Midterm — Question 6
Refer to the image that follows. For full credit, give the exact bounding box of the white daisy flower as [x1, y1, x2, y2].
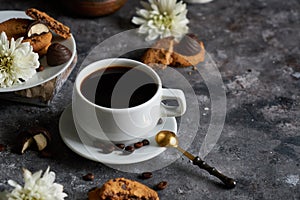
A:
[7, 167, 68, 200]
[0, 31, 39, 88]
[132, 0, 189, 41]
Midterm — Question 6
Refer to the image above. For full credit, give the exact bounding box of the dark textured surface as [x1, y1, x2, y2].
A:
[0, 0, 300, 199]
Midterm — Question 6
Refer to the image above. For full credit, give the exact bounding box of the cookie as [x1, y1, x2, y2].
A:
[142, 37, 174, 69]
[23, 32, 52, 55]
[172, 34, 205, 67]
[36, 43, 51, 56]
[88, 177, 159, 200]
[141, 34, 205, 68]
[26, 8, 71, 39]
[0, 18, 32, 39]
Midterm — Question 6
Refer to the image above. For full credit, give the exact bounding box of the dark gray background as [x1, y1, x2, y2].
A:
[0, 0, 299, 199]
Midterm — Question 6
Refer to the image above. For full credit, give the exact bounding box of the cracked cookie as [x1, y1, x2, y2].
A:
[88, 177, 159, 200]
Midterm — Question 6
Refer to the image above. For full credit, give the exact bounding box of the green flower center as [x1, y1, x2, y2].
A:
[0, 55, 13, 73]
[150, 11, 173, 30]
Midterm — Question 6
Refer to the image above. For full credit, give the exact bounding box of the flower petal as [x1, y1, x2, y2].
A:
[131, 0, 189, 41]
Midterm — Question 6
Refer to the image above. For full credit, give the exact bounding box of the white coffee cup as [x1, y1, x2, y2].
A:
[72, 58, 186, 142]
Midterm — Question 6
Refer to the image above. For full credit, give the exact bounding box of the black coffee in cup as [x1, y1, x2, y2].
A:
[81, 66, 158, 108]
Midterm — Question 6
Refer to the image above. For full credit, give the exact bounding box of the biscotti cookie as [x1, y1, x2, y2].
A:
[0, 18, 32, 39]
[88, 177, 159, 200]
[26, 8, 71, 39]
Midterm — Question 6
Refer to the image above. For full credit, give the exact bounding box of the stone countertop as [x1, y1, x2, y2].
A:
[0, 0, 299, 199]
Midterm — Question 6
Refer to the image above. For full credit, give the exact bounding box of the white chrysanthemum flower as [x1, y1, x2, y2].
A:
[7, 167, 68, 200]
[0, 31, 39, 88]
[132, 0, 189, 41]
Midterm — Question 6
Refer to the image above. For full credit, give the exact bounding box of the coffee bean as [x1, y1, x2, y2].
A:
[134, 142, 143, 149]
[125, 145, 135, 153]
[140, 172, 153, 179]
[0, 144, 5, 152]
[115, 143, 125, 150]
[156, 181, 168, 190]
[142, 139, 150, 146]
[83, 173, 94, 181]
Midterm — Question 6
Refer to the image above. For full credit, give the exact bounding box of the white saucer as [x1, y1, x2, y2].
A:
[59, 105, 177, 165]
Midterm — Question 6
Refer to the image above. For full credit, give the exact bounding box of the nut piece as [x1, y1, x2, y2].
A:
[21, 137, 34, 154]
[15, 127, 51, 154]
[33, 133, 48, 151]
[27, 21, 49, 37]
[16, 131, 34, 154]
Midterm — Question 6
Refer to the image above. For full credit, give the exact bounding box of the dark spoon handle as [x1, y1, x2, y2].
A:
[192, 156, 236, 189]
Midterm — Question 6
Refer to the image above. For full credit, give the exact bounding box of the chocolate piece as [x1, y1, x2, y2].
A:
[15, 127, 52, 154]
[46, 43, 72, 66]
[174, 34, 201, 56]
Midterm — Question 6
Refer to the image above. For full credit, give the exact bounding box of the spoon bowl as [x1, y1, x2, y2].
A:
[155, 131, 178, 148]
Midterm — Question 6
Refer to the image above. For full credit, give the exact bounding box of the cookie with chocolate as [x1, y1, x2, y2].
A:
[26, 8, 71, 39]
[0, 18, 32, 39]
[88, 177, 159, 200]
[142, 34, 205, 68]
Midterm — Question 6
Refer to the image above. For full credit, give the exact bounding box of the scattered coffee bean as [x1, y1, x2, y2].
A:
[125, 145, 135, 153]
[156, 181, 168, 190]
[139, 172, 153, 179]
[134, 142, 143, 149]
[83, 173, 94, 181]
[115, 143, 125, 150]
[0, 144, 5, 152]
[142, 139, 150, 146]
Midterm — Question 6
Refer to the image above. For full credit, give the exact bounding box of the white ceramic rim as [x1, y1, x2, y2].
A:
[75, 58, 162, 112]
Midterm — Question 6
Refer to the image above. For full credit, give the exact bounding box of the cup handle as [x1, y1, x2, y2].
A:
[160, 88, 187, 117]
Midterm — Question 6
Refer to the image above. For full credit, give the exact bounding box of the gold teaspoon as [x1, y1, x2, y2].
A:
[155, 131, 236, 189]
